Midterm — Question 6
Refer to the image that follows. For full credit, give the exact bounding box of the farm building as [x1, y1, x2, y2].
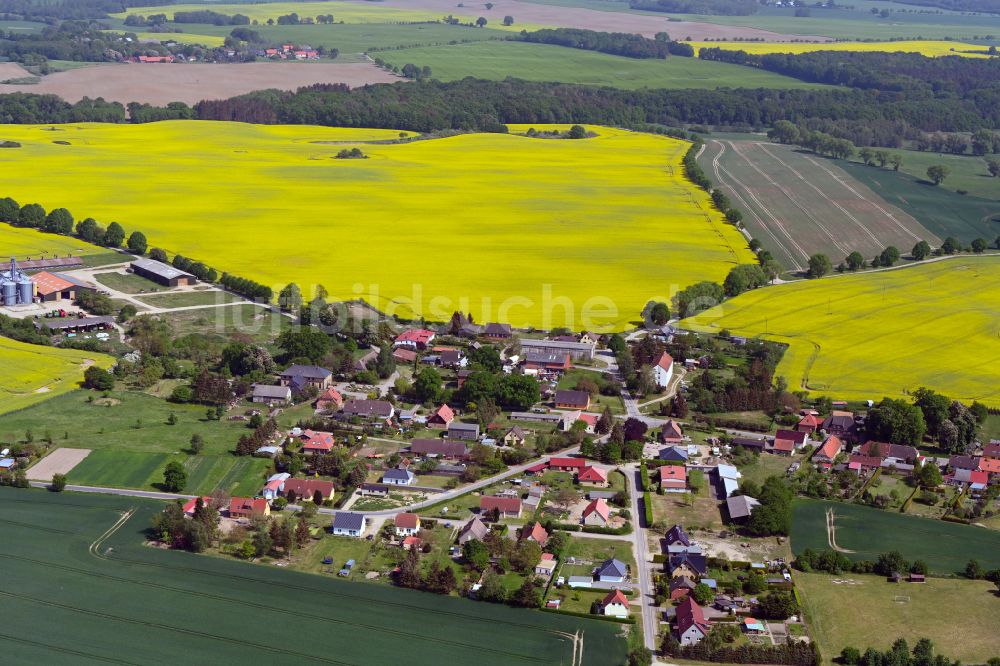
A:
[37, 315, 114, 333]
[331, 512, 367, 537]
[279, 364, 332, 390]
[554, 389, 590, 410]
[342, 399, 394, 420]
[31, 272, 96, 303]
[447, 422, 479, 441]
[521, 338, 596, 361]
[130, 258, 196, 287]
[0, 258, 34, 306]
[715, 464, 741, 498]
[251, 384, 291, 405]
[13, 256, 84, 272]
[408, 438, 468, 459]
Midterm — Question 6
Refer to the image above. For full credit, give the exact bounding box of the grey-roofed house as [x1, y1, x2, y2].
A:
[382, 468, 415, 486]
[596, 558, 628, 583]
[521, 338, 596, 361]
[342, 399, 395, 420]
[484, 322, 512, 339]
[251, 383, 291, 405]
[447, 422, 480, 441]
[130, 258, 197, 287]
[458, 517, 489, 545]
[409, 438, 468, 459]
[331, 512, 367, 537]
[359, 483, 390, 497]
[726, 495, 761, 521]
[279, 364, 332, 390]
[666, 524, 691, 547]
[732, 437, 766, 451]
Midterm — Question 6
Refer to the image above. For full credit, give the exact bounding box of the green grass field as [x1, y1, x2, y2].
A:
[135, 290, 237, 308]
[0, 222, 102, 261]
[792, 498, 1000, 574]
[0, 488, 625, 665]
[846, 149, 1000, 202]
[836, 158, 1000, 243]
[165, 302, 291, 345]
[682, 256, 1000, 407]
[0, 337, 113, 417]
[379, 41, 827, 89]
[797, 571, 1000, 664]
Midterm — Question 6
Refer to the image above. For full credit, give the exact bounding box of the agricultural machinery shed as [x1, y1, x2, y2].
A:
[37, 315, 115, 333]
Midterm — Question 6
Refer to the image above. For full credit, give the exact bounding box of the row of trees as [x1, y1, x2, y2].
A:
[838, 637, 999, 666]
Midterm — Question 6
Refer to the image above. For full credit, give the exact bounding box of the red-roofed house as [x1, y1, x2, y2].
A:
[653, 352, 674, 388]
[599, 589, 630, 618]
[300, 430, 335, 455]
[549, 457, 587, 472]
[582, 498, 611, 526]
[282, 478, 335, 502]
[229, 497, 270, 519]
[392, 348, 418, 364]
[676, 597, 710, 646]
[578, 466, 609, 486]
[480, 496, 522, 518]
[773, 429, 807, 455]
[394, 512, 421, 537]
[394, 329, 435, 350]
[659, 465, 687, 493]
[848, 455, 882, 474]
[428, 404, 455, 428]
[521, 521, 549, 547]
[182, 496, 214, 516]
[979, 457, 1000, 476]
[813, 435, 843, 464]
[660, 419, 684, 444]
[316, 388, 343, 412]
[402, 535, 422, 550]
[796, 413, 821, 434]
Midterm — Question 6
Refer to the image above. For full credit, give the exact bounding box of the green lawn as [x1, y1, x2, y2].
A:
[847, 148, 1000, 202]
[135, 290, 237, 308]
[556, 369, 624, 415]
[835, 158, 1000, 243]
[93, 270, 168, 294]
[737, 452, 798, 487]
[81, 251, 132, 267]
[166, 302, 291, 345]
[379, 40, 829, 89]
[0, 488, 625, 665]
[797, 571, 1000, 664]
[792, 498, 1000, 574]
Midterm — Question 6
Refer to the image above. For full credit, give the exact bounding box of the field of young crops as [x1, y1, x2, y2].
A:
[0, 223, 100, 262]
[0, 121, 752, 330]
[681, 256, 1000, 407]
[690, 39, 990, 58]
[0, 338, 112, 416]
[0, 488, 624, 665]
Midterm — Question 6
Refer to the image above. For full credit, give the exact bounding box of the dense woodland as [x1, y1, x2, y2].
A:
[519, 27, 694, 59]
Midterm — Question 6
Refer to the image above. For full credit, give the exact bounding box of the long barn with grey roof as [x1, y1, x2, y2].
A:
[130, 258, 197, 287]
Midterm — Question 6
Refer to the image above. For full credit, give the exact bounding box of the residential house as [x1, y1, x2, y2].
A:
[535, 553, 558, 577]
[282, 478, 335, 502]
[669, 551, 708, 579]
[394, 329, 435, 350]
[447, 422, 480, 441]
[458, 517, 489, 544]
[359, 483, 389, 497]
[251, 384, 291, 405]
[502, 426, 526, 447]
[658, 446, 688, 463]
[315, 387, 343, 411]
[521, 338, 596, 361]
[823, 411, 859, 442]
[579, 332, 601, 345]
[676, 597, 711, 646]
[382, 469, 415, 486]
[229, 498, 270, 520]
[554, 389, 590, 410]
[521, 522, 549, 547]
[480, 496, 522, 519]
[596, 558, 627, 583]
[0, 458, 15, 471]
[484, 322, 512, 339]
[983, 442, 1000, 459]
[949, 468, 989, 491]
[813, 435, 843, 465]
[299, 430, 336, 455]
[394, 513, 421, 537]
[279, 364, 332, 390]
[578, 466, 609, 486]
[796, 413, 820, 434]
[948, 454, 980, 471]
[660, 419, 684, 444]
[182, 496, 214, 517]
[438, 349, 467, 369]
[669, 576, 697, 600]
[409, 438, 469, 459]
[725, 495, 761, 521]
[660, 465, 687, 493]
[428, 404, 455, 428]
[342, 399, 395, 420]
[859, 441, 919, 465]
[582, 498, 611, 527]
[331, 512, 367, 537]
[773, 429, 807, 454]
[599, 589, 630, 618]
[549, 457, 587, 472]
[848, 455, 883, 474]
[653, 352, 674, 388]
[665, 524, 691, 547]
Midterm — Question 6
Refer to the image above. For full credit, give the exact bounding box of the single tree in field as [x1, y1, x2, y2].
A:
[649, 301, 669, 326]
[278, 283, 302, 313]
[475, 16, 487, 26]
[926, 164, 950, 185]
[971, 238, 988, 253]
[807, 253, 832, 278]
[941, 236, 959, 254]
[127, 231, 148, 255]
[51, 473, 67, 492]
[911, 240, 931, 260]
[162, 461, 187, 492]
[502, 14, 513, 25]
[878, 246, 900, 267]
[888, 154, 903, 171]
[986, 159, 1000, 177]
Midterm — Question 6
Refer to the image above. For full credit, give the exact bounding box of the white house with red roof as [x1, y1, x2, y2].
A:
[659, 465, 687, 493]
[299, 430, 336, 455]
[182, 496, 214, 516]
[427, 403, 455, 428]
[813, 435, 843, 465]
[599, 589, 630, 618]
[653, 352, 674, 389]
[578, 466, 609, 486]
[394, 512, 421, 537]
[582, 498, 611, 526]
[549, 457, 587, 472]
[521, 521, 549, 547]
[394, 329, 435, 350]
[316, 387, 344, 412]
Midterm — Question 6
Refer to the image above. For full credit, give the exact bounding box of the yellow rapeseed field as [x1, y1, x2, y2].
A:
[0, 224, 101, 261]
[118, 2, 535, 31]
[681, 256, 1000, 407]
[0, 121, 752, 330]
[689, 39, 990, 58]
[0, 337, 114, 416]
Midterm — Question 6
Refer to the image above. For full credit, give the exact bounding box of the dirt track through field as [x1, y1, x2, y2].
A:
[359, 0, 831, 41]
[826, 507, 855, 553]
[702, 140, 939, 267]
[26, 448, 91, 481]
[0, 62, 402, 105]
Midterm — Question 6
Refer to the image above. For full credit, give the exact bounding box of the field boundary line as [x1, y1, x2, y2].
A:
[0, 631, 138, 665]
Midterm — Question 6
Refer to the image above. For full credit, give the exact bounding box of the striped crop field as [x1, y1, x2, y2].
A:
[681, 256, 1000, 407]
[0, 337, 113, 416]
[0, 121, 753, 330]
[690, 39, 991, 58]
